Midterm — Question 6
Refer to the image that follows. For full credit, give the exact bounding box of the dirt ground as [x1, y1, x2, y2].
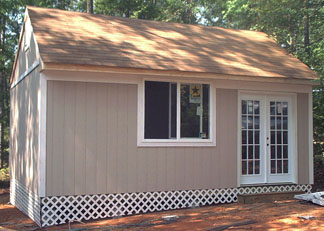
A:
[0, 190, 324, 231]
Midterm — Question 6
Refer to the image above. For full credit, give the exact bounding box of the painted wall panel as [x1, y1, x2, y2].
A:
[11, 18, 40, 86]
[46, 81, 309, 196]
[297, 93, 310, 184]
[46, 82, 239, 196]
[10, 70, 40, 194]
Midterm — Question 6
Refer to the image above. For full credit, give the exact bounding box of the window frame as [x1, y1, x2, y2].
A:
[137, 78, 216, 147]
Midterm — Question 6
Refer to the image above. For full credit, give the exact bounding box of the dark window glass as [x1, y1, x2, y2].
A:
[144, 81, 176, 139]
[180, 84, 209, 138]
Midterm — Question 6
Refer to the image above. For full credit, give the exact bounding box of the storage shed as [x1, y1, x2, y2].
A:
[10, 6, 318, 227]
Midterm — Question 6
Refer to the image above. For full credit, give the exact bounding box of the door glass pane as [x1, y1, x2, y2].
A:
[277, 117, 282, 129]
[283, 160, 288, 173]
[241, 99, 260, 176]
[242, 130, 247, 144]
[255, 145, 260, 159]
[242, 146, 247, 159]
[242, 115, 247, 129]
[248, 116, 253, 129]
[254, 101, 260, 114]
[248, 146, 253, 159]
[276, 102, 282, 115]
[255, 131, 260, 144]
[277, 160, 282, 173]
[248, 131, 253, 144]
[248, 160, 253, 174]
[271, 145, 276, 159]
[270, 116, 276, 130]
[255, 116, 260, 129]
[282, 102, 288, 115]
[255, 160, 260, 174]
[271, 131, 275, 144]
[242, 161, 247, 175]
[270, 100, 289, 175]
[248, 101, 253, 114]
[270, 102, 275, 115]
[283, 145, 288, 158]
[242, 100, 247, 114]
[283, 116, 288, 130]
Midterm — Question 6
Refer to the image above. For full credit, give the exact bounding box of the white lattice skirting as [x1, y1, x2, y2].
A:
[40, 184, 311, 227]
[10, 179, 41, 226]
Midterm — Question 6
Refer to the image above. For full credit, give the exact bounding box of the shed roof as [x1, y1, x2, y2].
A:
[26, 6, 318, 81]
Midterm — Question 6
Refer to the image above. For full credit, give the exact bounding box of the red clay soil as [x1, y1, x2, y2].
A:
[0, 189, 324, 231]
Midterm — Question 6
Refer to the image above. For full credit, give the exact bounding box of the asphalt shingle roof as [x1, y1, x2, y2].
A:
[27, 6, 318, 80]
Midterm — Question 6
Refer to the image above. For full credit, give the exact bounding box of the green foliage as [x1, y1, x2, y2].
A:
[0, 168, 9, 182]
[95, 0, 199, 23]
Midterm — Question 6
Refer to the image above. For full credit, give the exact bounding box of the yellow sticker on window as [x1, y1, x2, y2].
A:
[190, 84, 201, 103]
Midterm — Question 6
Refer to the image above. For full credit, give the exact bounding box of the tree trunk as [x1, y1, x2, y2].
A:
[304, 0, 310, 57]
[87, 0, 93, 14]
[0, 15, 5, 169]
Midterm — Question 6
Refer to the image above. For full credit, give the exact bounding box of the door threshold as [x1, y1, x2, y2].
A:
[240, 182, 296, 187]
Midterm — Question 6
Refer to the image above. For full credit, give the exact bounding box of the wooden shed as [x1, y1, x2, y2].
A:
[10, 6, 318, 227]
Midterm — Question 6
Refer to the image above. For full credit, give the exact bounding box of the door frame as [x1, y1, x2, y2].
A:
[237, 90, 298, 186]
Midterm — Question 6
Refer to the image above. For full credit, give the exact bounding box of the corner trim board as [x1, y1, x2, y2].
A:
[38, 74, 47, 197]
[308, 91, 314, 184]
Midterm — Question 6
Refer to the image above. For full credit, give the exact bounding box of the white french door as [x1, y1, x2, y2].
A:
[239, 93, 296, 185]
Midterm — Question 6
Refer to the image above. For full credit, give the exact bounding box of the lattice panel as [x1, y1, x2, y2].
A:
[40, 184, 311, 227]
[10, 179, 41, 226]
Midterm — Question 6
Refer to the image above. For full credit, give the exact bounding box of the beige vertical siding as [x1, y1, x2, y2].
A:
[297, 93, 310, 184]
[10, 70, 40, 194]
[11, 18, 40, 85]
[46, 81, 238, 196]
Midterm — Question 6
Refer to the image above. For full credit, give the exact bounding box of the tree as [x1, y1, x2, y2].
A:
[87, 0, 93, 13]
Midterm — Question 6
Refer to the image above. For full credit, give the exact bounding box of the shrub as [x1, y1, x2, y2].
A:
[0, 168, 9, 182]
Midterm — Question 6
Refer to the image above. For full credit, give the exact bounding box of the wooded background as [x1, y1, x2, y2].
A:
[0, 0, 323, 188]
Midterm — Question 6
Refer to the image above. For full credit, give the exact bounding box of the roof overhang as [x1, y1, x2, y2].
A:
[42, 62, 320, 86]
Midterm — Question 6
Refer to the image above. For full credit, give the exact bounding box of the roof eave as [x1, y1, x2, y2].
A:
[41, 62, 319, 86]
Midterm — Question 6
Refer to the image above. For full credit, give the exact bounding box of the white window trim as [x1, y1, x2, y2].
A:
[137, 78, 216, 147]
